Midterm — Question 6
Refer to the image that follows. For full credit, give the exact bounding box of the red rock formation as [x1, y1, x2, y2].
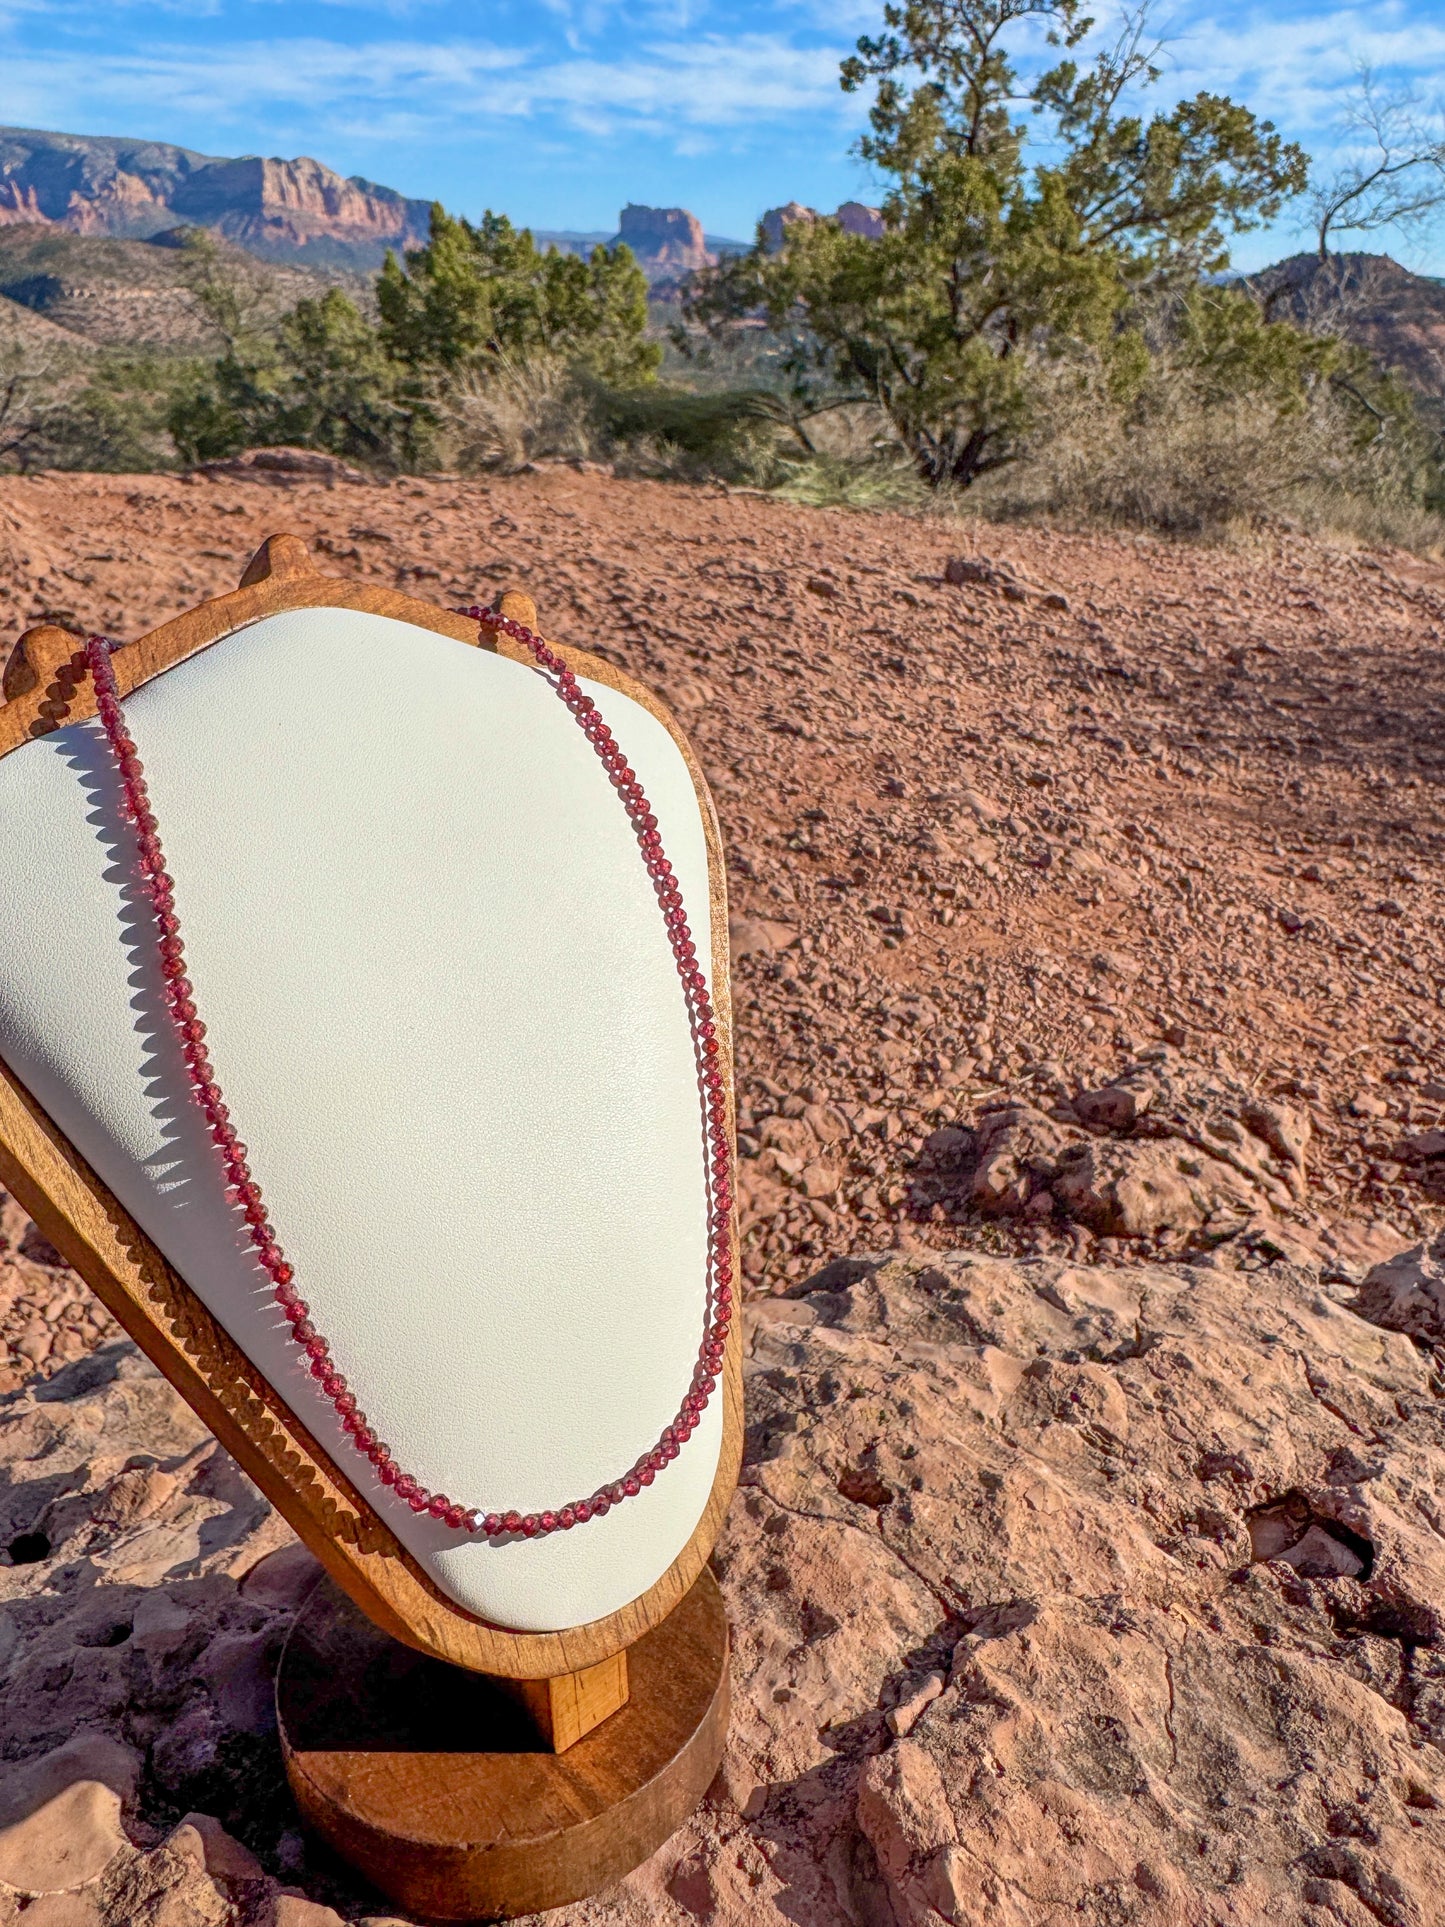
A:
[0, 181, 47, 226]
[170, 156, 431, 262]
[615, 203, 713, 276]
[0, 127, 432, 270]
[761, 200, 818, 250]
[836, 200, 885, 238]
[1, 467, 1445, 1924]
[761, 200, 885, 251]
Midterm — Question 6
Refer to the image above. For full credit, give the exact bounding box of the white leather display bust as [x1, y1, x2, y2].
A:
[0, 607, 721, 1633]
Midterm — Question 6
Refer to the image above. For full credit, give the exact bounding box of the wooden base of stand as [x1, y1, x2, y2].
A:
[276, 1570, 730, 1922]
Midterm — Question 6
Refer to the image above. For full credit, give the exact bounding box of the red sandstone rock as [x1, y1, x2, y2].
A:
[835, 201, 885, 238]
[615, 203, 712, 275]
[0, 130, 431, 271]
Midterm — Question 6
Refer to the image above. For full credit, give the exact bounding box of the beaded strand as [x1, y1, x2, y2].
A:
[82, 616, 732, 1542]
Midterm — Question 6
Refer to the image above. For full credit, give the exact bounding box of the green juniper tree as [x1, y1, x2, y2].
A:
[686, 0, 1310, 488]
[377, 208, 658, 388]
[171, 206, 658, 469]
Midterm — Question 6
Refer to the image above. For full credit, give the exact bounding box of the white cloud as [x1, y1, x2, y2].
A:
[1158, 6, 1445, 131]
[0, 27, 858, 146]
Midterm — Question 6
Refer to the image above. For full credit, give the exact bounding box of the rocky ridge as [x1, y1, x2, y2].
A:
[0, 228, 348, 355]
[0, 127, 433, 273]
[0, 129, 750, 284]
[1252, 254, 1445, 415]
[0, 465, 1443, 1921]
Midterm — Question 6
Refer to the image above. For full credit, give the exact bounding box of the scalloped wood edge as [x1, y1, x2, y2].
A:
[0, 536, 742, 1679]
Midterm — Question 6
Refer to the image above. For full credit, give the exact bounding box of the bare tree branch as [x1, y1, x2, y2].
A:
[1310, 64, 1445, 259]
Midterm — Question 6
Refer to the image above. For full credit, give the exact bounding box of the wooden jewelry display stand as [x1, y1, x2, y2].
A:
[278, 1569, 729, 1920]
[0, 538, 742, 1921]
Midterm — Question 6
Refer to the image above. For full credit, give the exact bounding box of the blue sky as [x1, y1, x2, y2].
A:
[3, 0, 1444, 270]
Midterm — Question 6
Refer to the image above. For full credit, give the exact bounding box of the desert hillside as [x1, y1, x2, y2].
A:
[0, 466, 1443, 1925]
[0, 125, 433, 272]
[0, 226, 352, 354]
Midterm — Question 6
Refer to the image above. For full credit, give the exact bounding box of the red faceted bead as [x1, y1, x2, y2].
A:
[482, 1513, 502, 1536]
[502, 1511, 523, 1534]
[540, 1511, 558, 1534]
[521, 1514, 541, 1537]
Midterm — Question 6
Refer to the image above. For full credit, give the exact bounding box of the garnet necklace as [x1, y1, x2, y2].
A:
[82, 610, 733, 1542]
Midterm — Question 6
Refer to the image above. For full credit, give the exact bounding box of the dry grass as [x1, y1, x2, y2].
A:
[435, 355, 602, 473]
[965, 351, 1445, 555]
[415, 340, 1445, 555]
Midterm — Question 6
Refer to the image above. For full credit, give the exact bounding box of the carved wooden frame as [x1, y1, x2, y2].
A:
[0, 535, 742, 1680]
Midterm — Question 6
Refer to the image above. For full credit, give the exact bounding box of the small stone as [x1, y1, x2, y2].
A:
[728, 917, 797, 959]
[166, 1812, 265, 1885]
[1074, 1080, 1153, 1133]
[1351, 1092, 1388, 1118]
[799, 1161, 840, 1200]
[1278, 1523, 1365, 1580]
[887, 1670, 946, 1736]
[1355, 1235, 1445, 1344]
[272, 1895, 346, 1927]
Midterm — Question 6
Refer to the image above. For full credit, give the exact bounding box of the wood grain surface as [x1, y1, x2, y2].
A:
[504, 1650, 631, 1753]
[0, 535, 742, 1679]
[278, 1566, 730, 1920]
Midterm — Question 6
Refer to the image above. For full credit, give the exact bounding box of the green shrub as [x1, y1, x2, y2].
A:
[378, 208, 659, 389]
[169, 289, 429, 469]
[687, 0, 1311, 490]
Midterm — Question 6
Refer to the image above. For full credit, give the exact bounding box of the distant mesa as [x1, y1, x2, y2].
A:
[0, 131, 750, 285]
[615, 203, 711, 275]
[537, 207, 748, 284]
[760, 200, 886, 249]
[0, 126, 433, 272]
